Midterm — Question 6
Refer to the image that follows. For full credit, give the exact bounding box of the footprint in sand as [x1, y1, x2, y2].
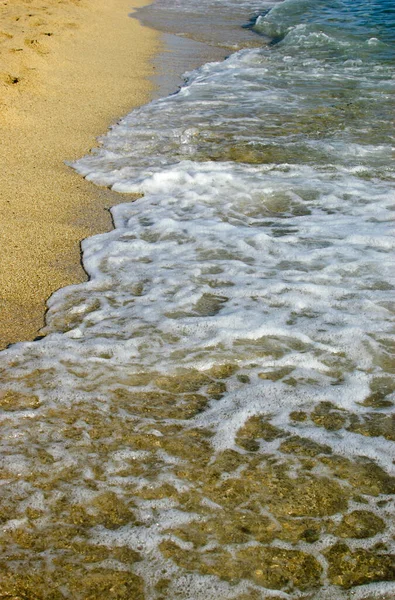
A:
[0, 73, 21, 85]
[0, 31, 13, 41]
[24, 37, 48, 54]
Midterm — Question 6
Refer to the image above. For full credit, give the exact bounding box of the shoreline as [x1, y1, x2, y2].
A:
[0, 0, 161, 350]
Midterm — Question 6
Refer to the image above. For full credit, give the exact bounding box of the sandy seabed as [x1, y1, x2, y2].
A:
[0, 0, 161, 349]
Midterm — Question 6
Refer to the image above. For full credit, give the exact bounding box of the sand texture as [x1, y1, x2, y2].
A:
[0, 0, 160, 349]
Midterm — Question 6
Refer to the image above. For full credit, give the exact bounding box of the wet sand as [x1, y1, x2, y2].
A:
[0, 0, 161, 349]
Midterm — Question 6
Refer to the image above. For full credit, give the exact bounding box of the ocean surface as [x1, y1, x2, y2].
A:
[1, 0, 394, 598]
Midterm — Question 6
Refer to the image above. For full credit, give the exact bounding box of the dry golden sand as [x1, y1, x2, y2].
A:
[0, 0, 161, 349]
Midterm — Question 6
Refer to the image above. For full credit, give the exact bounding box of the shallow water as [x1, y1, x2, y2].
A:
[0, 0, 394, 598]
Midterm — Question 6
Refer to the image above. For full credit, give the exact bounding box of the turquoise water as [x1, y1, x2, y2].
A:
[257, 0, 395, 46]
[0, 1, 394, 598]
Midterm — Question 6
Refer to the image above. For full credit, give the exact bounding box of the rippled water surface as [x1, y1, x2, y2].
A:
[1, 0, 394, 598]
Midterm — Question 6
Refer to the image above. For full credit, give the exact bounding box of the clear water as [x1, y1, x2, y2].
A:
[0, 0, 394, 598]
[134, 0, 277, 49]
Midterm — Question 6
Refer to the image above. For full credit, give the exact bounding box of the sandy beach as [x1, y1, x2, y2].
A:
[0, 0, 160, 350]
